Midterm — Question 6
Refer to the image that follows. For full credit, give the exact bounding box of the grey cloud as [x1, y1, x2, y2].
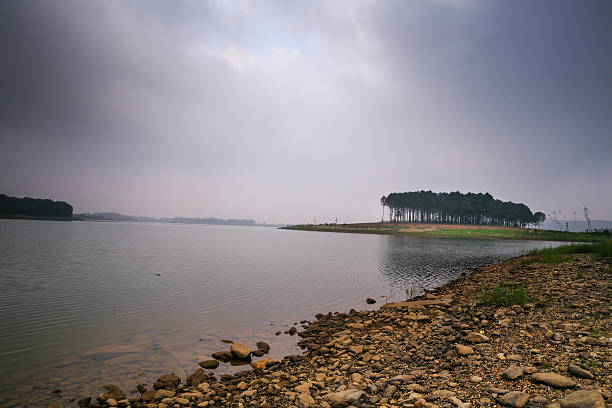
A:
[1, 0, 610, 222]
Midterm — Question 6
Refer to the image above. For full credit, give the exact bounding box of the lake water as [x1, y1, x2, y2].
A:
[0, 219, 562, 407]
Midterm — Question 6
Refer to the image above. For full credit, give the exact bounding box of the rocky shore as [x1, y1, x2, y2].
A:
[72, 253, 610, 408]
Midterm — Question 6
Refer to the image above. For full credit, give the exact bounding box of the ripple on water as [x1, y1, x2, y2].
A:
[0, 220, 564, 406]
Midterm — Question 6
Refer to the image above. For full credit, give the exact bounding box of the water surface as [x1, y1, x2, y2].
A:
[0, 219, 562, 407]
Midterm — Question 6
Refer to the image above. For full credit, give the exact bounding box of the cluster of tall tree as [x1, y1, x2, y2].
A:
[0, 194, 73, 217]
[381, 191, 545, 228]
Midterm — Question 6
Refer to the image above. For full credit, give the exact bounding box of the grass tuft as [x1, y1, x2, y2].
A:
[479, 282, 530, 306]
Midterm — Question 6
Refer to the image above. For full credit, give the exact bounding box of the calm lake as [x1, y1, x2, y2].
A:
[0, 219, 562, 407]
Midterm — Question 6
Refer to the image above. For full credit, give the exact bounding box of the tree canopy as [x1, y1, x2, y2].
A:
[0, 194, 73, 217]
[380, 191, 537, 228]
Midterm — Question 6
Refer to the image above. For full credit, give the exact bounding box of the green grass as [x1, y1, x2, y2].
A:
[527, 240, 612, 264]
[478, 282, 530, 306]
[282, 223, 607, 242]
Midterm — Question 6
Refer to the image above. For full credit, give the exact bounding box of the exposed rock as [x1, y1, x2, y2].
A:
[531, 373, 576, 389]
[186, 368, 206, 386]
[568, 364, 594, 379]
[102, 384, 125, 400]
[198, 359, 219, 369]
[230, 342, 252, 359]
[349, 345, 364, 354]
[502, 365, 524, 380]
[559, 390, 605, 408]
[324, 389, 364, 404]
[487, 386, 510, 395]
[255, 341, 270, 353]
[464, 332, 489, 343]
[251, 358, 280, 370]
[499, 391, 530, 408]
[211, 351, 232, 362]
[456, 344, 474, 356]
[140, 389, 155, 402]
[532, 396, 549, 405]
[383, 385, 398, 398]
[153, 373, 181, 390]
[297, 392, 315, 408]
[294, 382, 311, 393]
[78, 397, 91, 407]
[366, 298, 376, 304]
[154, 389, 175, 400]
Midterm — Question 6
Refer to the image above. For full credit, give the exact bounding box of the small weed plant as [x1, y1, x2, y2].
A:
[405, 283, 421, 300]
[479, 282, 530, 306]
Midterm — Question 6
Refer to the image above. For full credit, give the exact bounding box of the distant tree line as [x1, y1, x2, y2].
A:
[380, 191, 545, 228]
[75, 212, 266, 226]
[0, 194, 73, 217]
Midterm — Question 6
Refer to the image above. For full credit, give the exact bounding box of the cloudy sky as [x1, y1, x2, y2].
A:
[1, 0, 611, 223]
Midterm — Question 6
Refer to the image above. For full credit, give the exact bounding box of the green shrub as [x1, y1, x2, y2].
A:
[479, 282, 530, 306]
[597, 240, 612, 257]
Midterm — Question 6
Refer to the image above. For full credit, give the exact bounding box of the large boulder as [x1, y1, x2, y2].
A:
[230, 342, 252, 359]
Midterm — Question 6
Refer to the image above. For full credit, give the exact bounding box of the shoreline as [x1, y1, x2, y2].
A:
[67, 252, 610, 407]
[281, 223, 606, 243]
[0, 214, 77, 221]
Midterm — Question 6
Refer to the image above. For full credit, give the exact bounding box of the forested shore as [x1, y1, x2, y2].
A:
[0, 194, 73, 219]
[381, 191, 545, 228]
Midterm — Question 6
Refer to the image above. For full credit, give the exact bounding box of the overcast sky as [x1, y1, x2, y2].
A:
[1, 0, 611, 223]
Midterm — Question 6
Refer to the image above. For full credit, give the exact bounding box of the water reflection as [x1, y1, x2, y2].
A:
[377, 235, 559, 300]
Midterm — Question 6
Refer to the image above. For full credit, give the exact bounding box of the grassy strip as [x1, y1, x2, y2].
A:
[282, 224, 606, 242]
[527, 240, 612, 263]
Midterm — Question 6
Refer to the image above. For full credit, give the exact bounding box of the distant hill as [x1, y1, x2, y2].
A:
[75, 212, 278, 227]
[0, 194, 73, 219]
[75, 212, 157, 222]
